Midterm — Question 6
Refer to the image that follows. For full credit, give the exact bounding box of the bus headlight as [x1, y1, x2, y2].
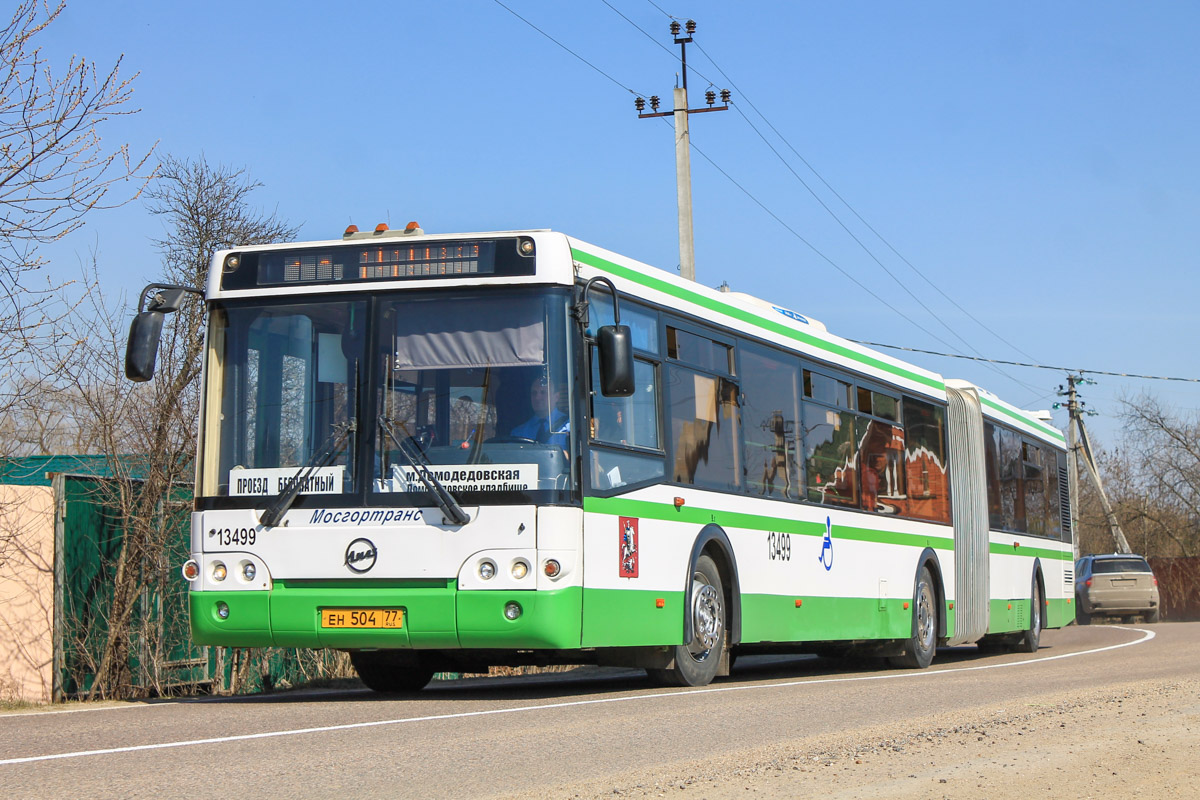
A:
[478, 560, 496, 580]
[511, 560, 529, 580]
[504, 601, 522, 620]
[212, 562, 228, 582]
[241, 561, 256, 581]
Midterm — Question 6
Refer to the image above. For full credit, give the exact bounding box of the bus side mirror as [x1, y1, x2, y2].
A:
[125, 310, 165, 382]
[597, 324, 635, 397]
[124, 284, 203, 382]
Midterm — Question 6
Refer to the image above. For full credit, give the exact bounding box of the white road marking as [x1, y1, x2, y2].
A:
[0, 626, 1154, 766]
[0, 702, 178, 719]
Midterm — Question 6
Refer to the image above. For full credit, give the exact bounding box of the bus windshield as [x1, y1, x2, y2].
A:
[202, 288, 577, 503]
[208, 298, 366, 500]
[373, 290, 574, 498]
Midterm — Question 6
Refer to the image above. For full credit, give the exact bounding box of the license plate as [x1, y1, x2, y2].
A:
[321, 608, 404, 629]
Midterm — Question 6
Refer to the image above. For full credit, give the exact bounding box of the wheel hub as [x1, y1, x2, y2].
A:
[689, 582, 723, 658]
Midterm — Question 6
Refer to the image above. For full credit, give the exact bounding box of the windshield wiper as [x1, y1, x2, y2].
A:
[259, 420, 356, 528]
[378, 415, 470, 526]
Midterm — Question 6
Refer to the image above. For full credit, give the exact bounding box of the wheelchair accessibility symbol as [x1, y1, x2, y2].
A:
[818, 516, 834, 571]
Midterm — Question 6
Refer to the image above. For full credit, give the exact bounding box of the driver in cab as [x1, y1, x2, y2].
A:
[511, 376, 569, 446]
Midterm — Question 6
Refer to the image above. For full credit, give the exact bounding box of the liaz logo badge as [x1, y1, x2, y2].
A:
[345, 538, 378, 574]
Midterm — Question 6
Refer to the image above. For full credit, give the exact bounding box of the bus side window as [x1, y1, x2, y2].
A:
[588, 352, 663, 491]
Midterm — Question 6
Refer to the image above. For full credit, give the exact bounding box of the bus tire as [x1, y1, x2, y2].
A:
[647, 554, 726, 687]
[350, 650, 435, 694]
[888, 565, 937, 669]
[1015, 574, 1043, 653]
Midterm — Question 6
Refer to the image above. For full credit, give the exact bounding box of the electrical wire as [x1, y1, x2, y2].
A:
[855, 340, 1200, 382]
[689, 37, 1044, 366]
[491, 0, 642, 97]
[500, 0, 1046, 398]
[620, 2, 1040, 394]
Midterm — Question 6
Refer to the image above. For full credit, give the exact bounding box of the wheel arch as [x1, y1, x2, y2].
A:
[686, 524, 742, 646]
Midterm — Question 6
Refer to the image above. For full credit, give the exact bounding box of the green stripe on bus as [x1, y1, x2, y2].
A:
[584, 496, 953, 552]
[586, 496, 1072, 560]
[989, 541, 1073, 560]
[979, 396, 1065, 443]
[572, 248, 944, 392]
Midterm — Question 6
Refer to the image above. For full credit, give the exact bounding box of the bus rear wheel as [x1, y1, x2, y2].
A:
[351, 650, 435, 694]
[647, 554, 726, 687]
[888, 565, 937, 669]
[1014, 576, 1043, 653]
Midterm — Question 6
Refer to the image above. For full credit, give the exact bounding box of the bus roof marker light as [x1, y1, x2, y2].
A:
[404, 221, 423, 235]
[344, 224, 359, 237]
[374, 223, 389, 234]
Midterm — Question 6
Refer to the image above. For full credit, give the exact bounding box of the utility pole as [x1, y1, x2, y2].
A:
[1056, 374, 1132, 556]
[635, 20, 730, 283]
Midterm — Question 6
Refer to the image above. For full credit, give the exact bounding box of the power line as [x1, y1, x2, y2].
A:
[855, 340, 1200, 383]
[690, 38, 1044, 368]
[500, 1, 1042, 398]
[491, 0, 642, 97]
[619, 5, 1041, 394]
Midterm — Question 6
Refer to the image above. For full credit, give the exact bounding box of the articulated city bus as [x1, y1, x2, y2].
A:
[126, 225, 1075, 691]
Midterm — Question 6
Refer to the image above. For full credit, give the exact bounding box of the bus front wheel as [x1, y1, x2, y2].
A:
[351, 650, 435, 694]
[647, 554, 727, 687]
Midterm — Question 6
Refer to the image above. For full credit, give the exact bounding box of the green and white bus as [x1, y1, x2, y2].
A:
[126, 225, 1075, 691]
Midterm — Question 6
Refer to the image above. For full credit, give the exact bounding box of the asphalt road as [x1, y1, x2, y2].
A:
[3, 622, 1194, 799]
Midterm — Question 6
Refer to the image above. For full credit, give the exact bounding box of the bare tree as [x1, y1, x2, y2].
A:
[0, 0, 154, 455]
[33, 156, 297, 698]
[1073, 394, 1200, 560]
[1115, 394, 1200, 558]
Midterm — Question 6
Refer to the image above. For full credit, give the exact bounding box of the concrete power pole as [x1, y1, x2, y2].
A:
[635, 20, 729, 283]
[1058, 374, 1133, 555]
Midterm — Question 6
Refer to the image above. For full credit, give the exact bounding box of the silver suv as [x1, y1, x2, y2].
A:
[1075, 554, 1160, 624]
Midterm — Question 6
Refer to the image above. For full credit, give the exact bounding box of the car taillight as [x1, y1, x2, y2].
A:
[1153, 577, 1158, 587]
[1085, 578, 1092, 587]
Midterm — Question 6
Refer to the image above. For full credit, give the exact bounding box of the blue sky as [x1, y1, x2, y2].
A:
[38, 1, 1200, 447]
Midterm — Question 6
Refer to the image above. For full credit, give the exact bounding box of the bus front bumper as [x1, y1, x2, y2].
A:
[188, 581, 583, 650]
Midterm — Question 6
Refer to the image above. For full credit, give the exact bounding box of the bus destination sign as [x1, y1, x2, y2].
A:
[219, 237, 536, 289]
